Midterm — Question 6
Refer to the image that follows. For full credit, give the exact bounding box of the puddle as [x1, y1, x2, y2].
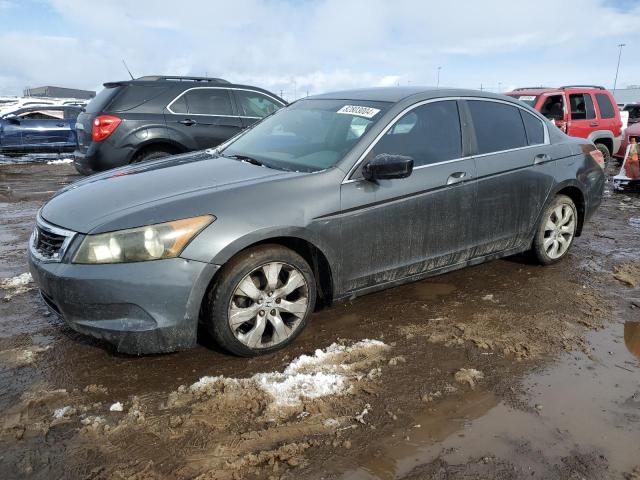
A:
[624, 321, 640, 359]
[343, 318, 640, 479]
[630, 218, 640, 231]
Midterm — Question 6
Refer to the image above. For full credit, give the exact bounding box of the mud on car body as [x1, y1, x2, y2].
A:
[28, 87, 605, 355]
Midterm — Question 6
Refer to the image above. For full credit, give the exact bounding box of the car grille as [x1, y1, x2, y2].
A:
[31, 218, 76, 262]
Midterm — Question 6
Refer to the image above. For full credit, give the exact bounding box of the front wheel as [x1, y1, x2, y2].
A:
[532, 194, 577, 265]
[206, 245, 317, 356]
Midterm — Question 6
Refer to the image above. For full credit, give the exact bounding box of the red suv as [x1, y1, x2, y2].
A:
[506, 85, 623, 163]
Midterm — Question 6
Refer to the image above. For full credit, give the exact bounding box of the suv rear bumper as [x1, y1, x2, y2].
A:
[74, 142, 134, 174]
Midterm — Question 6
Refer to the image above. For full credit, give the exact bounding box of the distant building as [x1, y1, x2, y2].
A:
[23, 86, 96, 100]
[613, 86, 640, 106]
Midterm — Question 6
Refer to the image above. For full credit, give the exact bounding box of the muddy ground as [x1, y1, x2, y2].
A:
[0, 159, 639, 480]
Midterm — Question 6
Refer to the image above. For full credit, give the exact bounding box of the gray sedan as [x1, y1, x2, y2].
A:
[28, 87, 605, 355]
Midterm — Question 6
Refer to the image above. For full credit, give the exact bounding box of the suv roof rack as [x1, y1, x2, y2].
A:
[512, 86, 552, 91]
[136, 75, 230, 84]
[559, 85, 605, 90]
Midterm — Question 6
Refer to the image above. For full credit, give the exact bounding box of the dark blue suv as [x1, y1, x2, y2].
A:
[73, 76, 286, 175]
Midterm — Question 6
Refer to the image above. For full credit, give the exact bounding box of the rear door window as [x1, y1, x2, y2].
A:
[468, 100, 528, 154]
[521, 111, 545, 145]
[569, 93, 596, 120]
[171, 88, 234, 116]
[595, 93, 615, 119]
[369, 100, 462, 167]
[235, 90, 282, 118]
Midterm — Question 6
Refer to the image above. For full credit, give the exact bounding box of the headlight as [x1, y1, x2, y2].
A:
[72, 215, 214, 264]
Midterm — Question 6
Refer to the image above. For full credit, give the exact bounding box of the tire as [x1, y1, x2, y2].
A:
[74, 162, 93, 176]
[595, 143, 611, 165]
[131, 147, 174, 164]
[532, 194, 578, 265]
[206, 244, 317, 357]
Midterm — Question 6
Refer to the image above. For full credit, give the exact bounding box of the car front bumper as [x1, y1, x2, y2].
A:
[28, 252, 219, 354]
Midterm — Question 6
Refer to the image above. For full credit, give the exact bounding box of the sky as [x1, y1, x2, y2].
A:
[0, 0, 638, 100]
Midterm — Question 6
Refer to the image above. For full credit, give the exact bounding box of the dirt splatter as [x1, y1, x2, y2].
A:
[614, 262, 640, 287]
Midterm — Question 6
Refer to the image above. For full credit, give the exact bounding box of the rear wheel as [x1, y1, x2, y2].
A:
[595, 143, 611, 165]
[131, 147, 175, 164]
[532, 195, 577, 265]
[206, 245, 317, 356]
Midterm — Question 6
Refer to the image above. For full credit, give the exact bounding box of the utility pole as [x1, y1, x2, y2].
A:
[613, 43, 626, 92]
[436, 66, 442, 88]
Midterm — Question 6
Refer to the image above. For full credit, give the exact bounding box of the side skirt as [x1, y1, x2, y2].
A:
[332, 244, 531, 303]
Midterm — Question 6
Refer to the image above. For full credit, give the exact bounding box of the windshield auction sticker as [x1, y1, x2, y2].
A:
[337, 105, 381, 118]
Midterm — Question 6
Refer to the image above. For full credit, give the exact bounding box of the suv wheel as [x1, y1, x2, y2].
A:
[131, 147, 175, 164]
[595, 143, 611, 165]
[206, 245, 317, 356]
[532, 194, 577, 265]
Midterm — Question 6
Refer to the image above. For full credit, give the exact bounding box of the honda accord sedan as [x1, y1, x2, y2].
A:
[28, 87, 605, 356]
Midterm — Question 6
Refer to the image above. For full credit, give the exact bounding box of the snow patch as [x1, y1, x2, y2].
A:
[454, 368, 484, 388]
[0, 273, 33, 300]
[109, 402, 124, 412]
[46, 158, 73, 165]
[189, 339, 389, 408]
[53, 406, 73, 419]
[1, 272, 32, 289]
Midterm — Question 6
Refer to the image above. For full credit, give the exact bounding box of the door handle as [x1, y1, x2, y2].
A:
[446, 171, 467, 185]
[534, 153, 551, 164]
[179, 119, 196, 126]
[589, 122, 599, 127]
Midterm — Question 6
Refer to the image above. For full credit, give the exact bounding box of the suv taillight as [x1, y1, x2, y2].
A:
[589, 149, 605, 169]
[92, 115, 121, 142]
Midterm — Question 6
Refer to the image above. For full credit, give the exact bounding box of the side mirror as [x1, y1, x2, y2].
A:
[362, 153, 414, 181]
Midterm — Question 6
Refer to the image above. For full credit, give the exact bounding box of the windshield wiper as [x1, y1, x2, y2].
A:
[222, 154, 264, 167]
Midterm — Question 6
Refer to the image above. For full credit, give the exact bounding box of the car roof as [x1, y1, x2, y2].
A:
[306, 86, 518, 104]
[102, 78, 287, 103]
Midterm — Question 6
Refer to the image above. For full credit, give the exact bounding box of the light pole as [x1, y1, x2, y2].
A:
[613, 43, 626, 92]
[436, 66, 442, 88]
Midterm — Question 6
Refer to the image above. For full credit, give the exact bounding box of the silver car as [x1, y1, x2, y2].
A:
[28, 87, 605, 356]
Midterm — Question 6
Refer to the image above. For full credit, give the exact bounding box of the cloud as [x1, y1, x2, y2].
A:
[0, 0, 638, 97]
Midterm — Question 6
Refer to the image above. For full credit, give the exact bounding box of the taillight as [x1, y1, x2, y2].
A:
[91, 115, 121, 142]
[589, 149, 605, 169]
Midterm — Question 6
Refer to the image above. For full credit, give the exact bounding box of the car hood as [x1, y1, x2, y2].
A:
[41, 150, 299, 233]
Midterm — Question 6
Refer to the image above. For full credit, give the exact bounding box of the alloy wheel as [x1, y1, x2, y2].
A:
[228, 262, 309, 349]
[543, 204, 576, 259]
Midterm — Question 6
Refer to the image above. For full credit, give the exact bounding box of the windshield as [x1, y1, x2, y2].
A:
[220, 99, 391, 172]
[509, 95, 538, 107]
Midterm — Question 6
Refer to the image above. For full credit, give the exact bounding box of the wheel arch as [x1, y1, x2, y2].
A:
[587, 131, 614, 153]
[200, 233, 336, 315]
[126, 138, 188, 163]
[551, 182, 586, 236]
